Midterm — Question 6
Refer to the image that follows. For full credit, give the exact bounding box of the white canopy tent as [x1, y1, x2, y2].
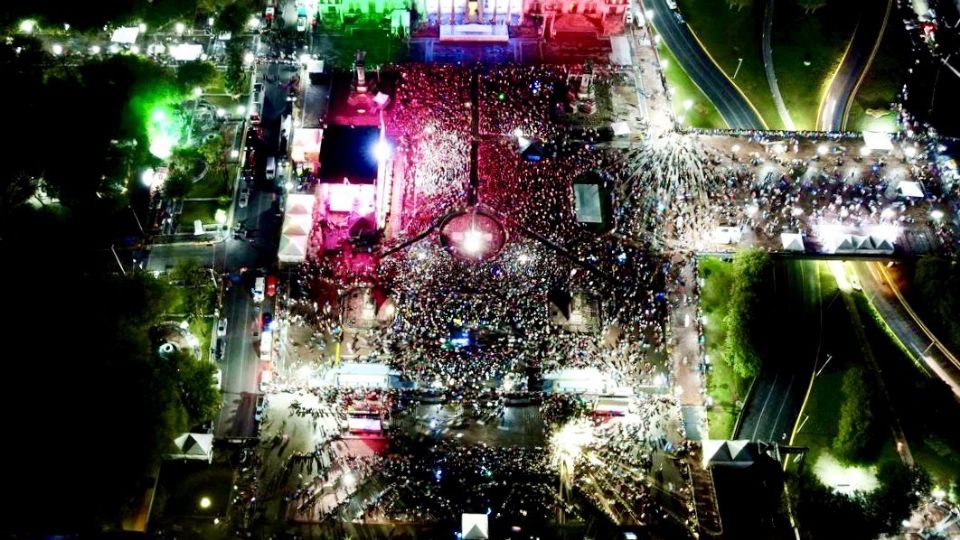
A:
[544, 367, 612, 394]
[278, 234, 308, 263]
[462, 513, 489, 539]
[170, 433, 214, 462]
[897, 180, 925, 198]
[111, 26, 140, 44]
[286, 193, 315, 215]
[282, 213, 313, 236]
[702, 440, 756, 469]
[169, 43, 204, 61]
[862, 131, 894, 152]
[610, 120, 631, 137]
[780, 232, 805, 252]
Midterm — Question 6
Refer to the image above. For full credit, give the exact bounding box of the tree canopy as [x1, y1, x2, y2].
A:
[721, 249, 773, 378]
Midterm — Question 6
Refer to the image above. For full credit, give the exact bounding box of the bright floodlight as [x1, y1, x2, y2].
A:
[373, 139, 392, 162]
[19, 19, 36, 33]
[827, 260, 852, 292]
[216, 107, 226, 117]
[462, 228, 486, 255]
[248, 16, 260, 29]
[813, 453, 879, 496]
[214, 209, 227, 224]
[236, 105, 246, 115]
[931, 209, 945, 221]
[141, 169, 156, 187]
[817, 143, 829, 155]
[90, 45, 101, 55]
[64, 23, 70, 31]
[193, 86, 203, 97]
[52, 44, 63, 56]
[660, 57, 669, 69]
[138, 23, 147, 32]
[683, 99, 694, 110]
[175, 22, 186, 34]
[342, 472, 356, 487]
[244, 51, 255, 65]
[199, 496, 212, 509]
[230, 149, 239, 158]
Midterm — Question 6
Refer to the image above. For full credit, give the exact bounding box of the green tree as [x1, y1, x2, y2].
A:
[833, 366, 878, 462]
[914, 256, 960, 347]
[224, 40, 247, 96]
[166, 351, 222, 426]
[728, 0, 755, 10]
[869, 462, 930, 533]
[176, 59, 221, 92]
[170, 260, 217, 320]
[721, 249, 772, 378]
[214, 0, 254, 35]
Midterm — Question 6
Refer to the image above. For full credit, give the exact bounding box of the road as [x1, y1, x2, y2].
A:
[644, 0, 764, 129]
[762, 0, 795, 130]
[850, 261, 960, 397]
[147, 47, 296, 439]
[816, 0, 893, 131]
[736, 260, 820, 443]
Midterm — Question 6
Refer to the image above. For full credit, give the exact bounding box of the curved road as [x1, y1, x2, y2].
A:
[762, 0, 795, 129]
[816, 0, 893, 131]
[644, 0, 764, 129]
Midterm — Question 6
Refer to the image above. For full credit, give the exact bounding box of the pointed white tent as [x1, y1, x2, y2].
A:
[462, 513, 489, 539]
[278, 234, 308, 263]
[780, 233, 805, 252]
[170, 433, 214, 462]
[282, 213, 313, 236]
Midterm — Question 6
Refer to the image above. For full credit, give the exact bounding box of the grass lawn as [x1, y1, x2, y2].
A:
[676, 0, 779, 129]
[656, 42, 727, 129]
[186, 165, 233, 200]
[846, 19, 911, 133]
[771, 0, 860, 130]
[699, 257, 750, 438]
[179, 200, 224, 228]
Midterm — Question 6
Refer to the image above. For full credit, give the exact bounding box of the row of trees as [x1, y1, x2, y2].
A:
[913, 255, 960, 349]
[794, 461, 930, 539]
[1, 251, 221, 532]
[721, 249, 773, 378]
[1, 0, 256, 33]
[833, 366, 881, 462]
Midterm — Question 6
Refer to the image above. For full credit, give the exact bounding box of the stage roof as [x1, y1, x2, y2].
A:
[318, 125, 380, 184]
[574, 183, 603, 223]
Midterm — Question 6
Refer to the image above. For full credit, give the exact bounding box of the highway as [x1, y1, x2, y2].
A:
[762, 0, 795, 129]
[816, 0, 893, 131]
[736, 260, 820, 443]
[850, 260, 960, 398]
[644, 0, 764, 129]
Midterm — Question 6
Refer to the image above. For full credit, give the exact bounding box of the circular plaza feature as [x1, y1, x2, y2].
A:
[438, 209, 507, 261]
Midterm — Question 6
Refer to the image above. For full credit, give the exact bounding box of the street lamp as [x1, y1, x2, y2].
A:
[193, 86, 203, 98]
[90, 45, 101, 55]
[175, 22, 186, 35]
[19, 19, 36, 34]
[244, 51, 255, 65]
[51, 44, 63, 56]
[199, 496, 211, 509]
[733, 57, 744, 79]
[138, 23, 147, 33]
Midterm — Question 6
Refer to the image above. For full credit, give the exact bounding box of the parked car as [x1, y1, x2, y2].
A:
[261, 312, 272, 330]
[239, 188, 250, 208]
[266, 275, 277, 297]
[217, 317, 228, 337]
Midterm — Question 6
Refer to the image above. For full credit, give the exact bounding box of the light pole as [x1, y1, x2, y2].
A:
[732, 57, 743, 79]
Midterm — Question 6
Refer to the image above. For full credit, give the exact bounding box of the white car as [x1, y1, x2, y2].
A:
[297, 16, 307, 32]
[217, 317, 228, 337]
[239, 188, 250, 208]
[214, 369, 223, 390]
